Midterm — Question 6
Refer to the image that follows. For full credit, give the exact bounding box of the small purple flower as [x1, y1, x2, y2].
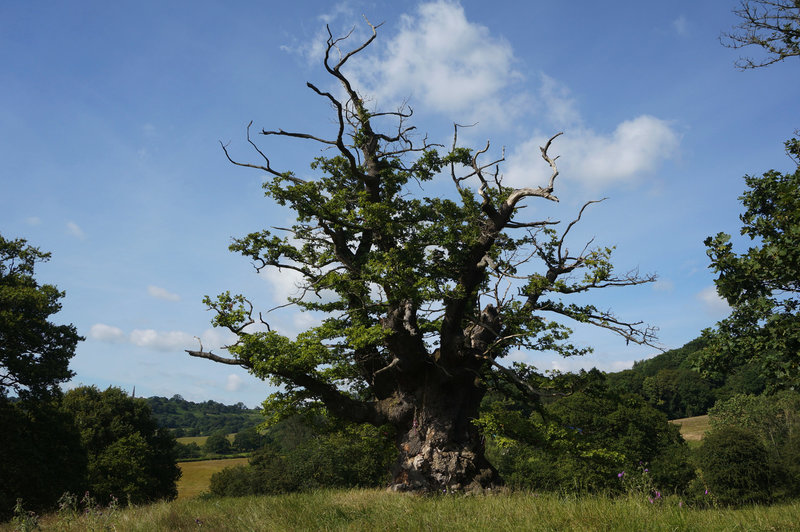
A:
[648, 498, 654, 504]
[679, 501, 683, 508]
[644, 468, 649, 473]
[655, 491, 661, 499]
[704, 489, 709, 495]
[617, 471, 625, 478]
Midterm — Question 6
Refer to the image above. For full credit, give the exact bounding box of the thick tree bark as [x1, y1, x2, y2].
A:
[387, 366, 501, 493]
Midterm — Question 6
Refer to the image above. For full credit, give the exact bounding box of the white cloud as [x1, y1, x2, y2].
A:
[352, 1, 520, 123]
[147, 285, 181, 302]
[90, 323, 126, 343]
[259, 266, 307, 305]
[226, 374, 245, 392]
[66, 221, 86, 239]
[506, 116, 679, 190]
[130, 329, 194, 351]
[696, 286, 731, 315]
[89, 323, 237, 353]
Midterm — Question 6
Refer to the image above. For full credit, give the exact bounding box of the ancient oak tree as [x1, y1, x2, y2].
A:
[187, 24, 656, 492]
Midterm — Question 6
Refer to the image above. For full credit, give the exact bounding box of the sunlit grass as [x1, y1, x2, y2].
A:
[9, 489, 800, 531]
[671, 414, 710, 442]
[176, 457, 248, 499]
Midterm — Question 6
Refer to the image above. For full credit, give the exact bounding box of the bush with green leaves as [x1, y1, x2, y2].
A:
[233, 425, 265, 452]
[480, 379, 694, 495]
[0, 399, 87, 521]
[61, 385, 181, 505]
[697, 425, 772, 506]
[210, 418, 394, 496]
[708, 391, 800, 499]
[204, 430, 233, 455]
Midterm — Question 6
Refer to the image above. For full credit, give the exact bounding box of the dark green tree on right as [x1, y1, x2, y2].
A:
[698, 139, 800, 389]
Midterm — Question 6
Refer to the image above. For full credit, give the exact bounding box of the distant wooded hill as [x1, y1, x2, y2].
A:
[146, 395, 262, 436]
[605, 336, 766, 419]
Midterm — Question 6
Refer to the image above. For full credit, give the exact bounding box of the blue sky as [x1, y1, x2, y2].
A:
[2, 1, 798, 407]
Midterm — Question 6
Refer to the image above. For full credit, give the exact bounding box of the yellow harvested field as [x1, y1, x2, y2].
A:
[177, 458, 248, 499]
[671, 414, 710, 441]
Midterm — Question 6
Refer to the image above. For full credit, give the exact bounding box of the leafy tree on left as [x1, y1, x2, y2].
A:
[0, 233, 82, 400]
[61, 386, 182, 505]
[0, 234, 85, 520]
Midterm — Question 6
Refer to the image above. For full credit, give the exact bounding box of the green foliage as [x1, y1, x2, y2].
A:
[232, 425, 265, 452]
[699, 139, 800, 390]
[641, 369, 716, 419]
[480, 379, 694, 495]
[174, 441, 202, 459]
[145, 394, 261, 436]
[204, 430, 233, 455]
[0, 399, 87, 521]
[708, 391, 800, 499]
[697, 426, 772, 506]
[0, 234, 82, 400]
[61, 386, 181, 505]
[606, 337, 765, 418]
[209, 416, 395, 497]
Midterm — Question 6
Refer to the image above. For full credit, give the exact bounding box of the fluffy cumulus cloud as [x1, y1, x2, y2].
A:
[259, 266, 307, 305]
[90, 323, 126, 343]
[129, 329, 195, 351]
[285, 2, 680, 185]
[351, 1, 521, 123]
[505, 116, 680, 189]
[90, 324, 235, 353]
[147, 285, 181, 302]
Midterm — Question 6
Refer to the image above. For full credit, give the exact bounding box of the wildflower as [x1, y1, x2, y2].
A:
[679, 501, 683, 508]
[617, 471, 625, 478]
[655, 491, 661, 499]
[648, 498, 654, 504]
[644, 468, 648, 473]
[704, 489, 708, 495]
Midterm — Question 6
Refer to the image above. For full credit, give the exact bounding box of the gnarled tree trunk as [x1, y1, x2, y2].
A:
[388, 367, 500, 493]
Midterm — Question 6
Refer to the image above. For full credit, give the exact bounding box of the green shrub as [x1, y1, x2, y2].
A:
[61, 385, 181, 505]
[204, 430, 233, 455]
[697, 425, 772, 506]
[483, 386, 695, 495]
[210, 421, 394, 497]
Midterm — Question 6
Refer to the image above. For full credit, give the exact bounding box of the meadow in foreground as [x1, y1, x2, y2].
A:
[5, 489, 800, 532]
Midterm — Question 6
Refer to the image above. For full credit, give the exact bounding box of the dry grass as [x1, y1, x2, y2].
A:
[177, 457, 248, 499]
[671, 414, 711, 442]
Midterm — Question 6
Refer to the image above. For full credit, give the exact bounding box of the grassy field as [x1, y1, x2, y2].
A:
[177, 458, 248, 499]
[671, 414, 711, 442]
[9, 489, 800, 531]
[176, 435, 209, 446]
[176, 433, 236, 447]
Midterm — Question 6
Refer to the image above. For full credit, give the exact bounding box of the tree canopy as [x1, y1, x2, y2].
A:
[699, 139, 800, 389]
[61, 386, 181, 504]
[188, 22, 656, 492]
[0, 234, 82, 400]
